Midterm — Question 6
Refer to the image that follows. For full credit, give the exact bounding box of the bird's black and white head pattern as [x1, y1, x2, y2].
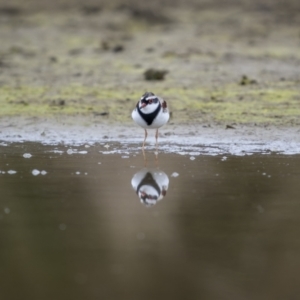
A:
[137, 92, 161, 125]
[131, 168, 169, 207]
[132, 92, 169, 128]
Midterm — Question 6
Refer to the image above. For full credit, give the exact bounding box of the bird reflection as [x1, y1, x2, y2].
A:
[131, 168, 169, 207]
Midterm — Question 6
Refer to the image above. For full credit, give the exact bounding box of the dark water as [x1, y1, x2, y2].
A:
[1, 142, 300, 300]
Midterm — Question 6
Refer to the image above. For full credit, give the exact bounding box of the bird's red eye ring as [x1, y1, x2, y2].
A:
[149, 99, 153, 104]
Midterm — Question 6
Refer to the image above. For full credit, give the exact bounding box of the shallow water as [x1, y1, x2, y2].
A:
[1, 142, 300, 300]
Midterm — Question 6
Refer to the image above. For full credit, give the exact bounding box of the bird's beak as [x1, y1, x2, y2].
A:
[140, 102, 147, 109]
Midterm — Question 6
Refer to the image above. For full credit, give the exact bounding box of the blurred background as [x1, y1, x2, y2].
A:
[2, 0, 300, 13]
[0, 0, 300, 126]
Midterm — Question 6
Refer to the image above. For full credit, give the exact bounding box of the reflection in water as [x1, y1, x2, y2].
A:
[131, 168, 169, 206]
[2, 143, 300, 300]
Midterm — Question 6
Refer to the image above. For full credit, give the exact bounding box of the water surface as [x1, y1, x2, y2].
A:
[1, 142, 300, 300]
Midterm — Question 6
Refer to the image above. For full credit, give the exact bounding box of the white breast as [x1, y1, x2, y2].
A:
[131, 107, 169, 129]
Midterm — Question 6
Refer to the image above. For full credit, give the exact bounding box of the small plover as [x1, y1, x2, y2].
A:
[132, 92, 169, 149]
[131, 168, 169, 206]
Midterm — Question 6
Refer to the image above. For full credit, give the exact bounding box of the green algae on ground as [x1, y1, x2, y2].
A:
[0, 84, 299, 125]
[0, 85, 138, 121]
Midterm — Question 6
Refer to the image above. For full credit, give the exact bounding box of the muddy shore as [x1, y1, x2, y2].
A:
[1, 116, 300, 155]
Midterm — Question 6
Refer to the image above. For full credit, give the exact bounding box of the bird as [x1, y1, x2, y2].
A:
[131, 168, 169, 207]
[132, 92, 169, 150]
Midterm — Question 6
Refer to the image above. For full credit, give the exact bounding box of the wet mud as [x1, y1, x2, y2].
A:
[1, 142, 300, 299]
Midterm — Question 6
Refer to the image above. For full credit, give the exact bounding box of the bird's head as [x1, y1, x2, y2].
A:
[131, 170, 169, 207]
[138, 187, 159, 207]
[139, 92, 160, 113]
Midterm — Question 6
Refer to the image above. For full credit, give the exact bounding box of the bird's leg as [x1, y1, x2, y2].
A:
[142, 129, 148, 149]
[155, 129, 159, 161]
[155, 129, 159, 149]
[143, 151, 147, 166]
[142, 129, 147, 162]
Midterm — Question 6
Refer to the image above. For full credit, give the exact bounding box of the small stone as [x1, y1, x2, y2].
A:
[49, 56, 57, 63]
[93, 111, 109, 116]
[144, 68, 168, 80]
[112, 45, 124, 52]
[239, 75, 257, 85]
[226, 125, 235, 129]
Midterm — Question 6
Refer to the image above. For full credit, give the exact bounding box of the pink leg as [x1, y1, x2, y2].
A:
[155, 129, 159, 160]
[142, 129, 147, 163]
[155, 129, 159, 149]
[142, 129, 148, 149]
